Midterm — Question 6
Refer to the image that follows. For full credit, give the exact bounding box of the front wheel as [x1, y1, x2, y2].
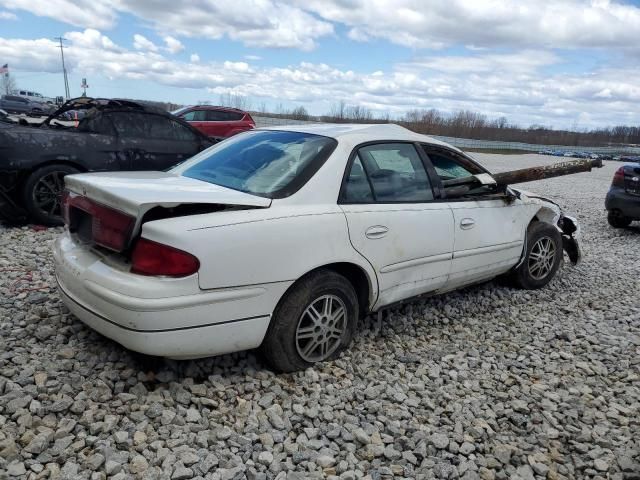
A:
[261, 270, 358, 372]
[509, 222, 563, 290]
[22, 164, 79, 226]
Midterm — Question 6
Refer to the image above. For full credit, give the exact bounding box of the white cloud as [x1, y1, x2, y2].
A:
[163, 36, 184, 54]
[0, 10, 18, 20]
[1, 0, 116, 29]
[298, 0, 640, 50]
[1, 29, 639, 128]
[133, 34, 158, 52]
[403, 51, 561, 75]
[5, 0, 334, 51]
[190, 53, 200, 63]
[5, 0, 640, 53]
[244, 55, 261, 61]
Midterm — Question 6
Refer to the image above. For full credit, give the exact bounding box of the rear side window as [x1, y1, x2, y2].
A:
[205, 110, 244, 121]
[342, 143, 434, 203]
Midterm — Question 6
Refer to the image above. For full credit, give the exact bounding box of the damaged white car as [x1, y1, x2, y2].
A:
[54, 124, 585, 371]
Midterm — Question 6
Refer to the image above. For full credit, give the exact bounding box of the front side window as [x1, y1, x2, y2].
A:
[343, 143, 433, 203]
[170, 121, 198, 141]
[422, 147, 481, 181]
[182, 110, 206, 121]
[174, 130, 337, 198]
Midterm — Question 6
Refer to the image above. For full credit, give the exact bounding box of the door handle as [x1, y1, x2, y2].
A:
[460, 218, 475, 230]
[365, 225, 389, 239]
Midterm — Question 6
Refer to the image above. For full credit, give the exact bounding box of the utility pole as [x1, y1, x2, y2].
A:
[54, 37, 70, 99]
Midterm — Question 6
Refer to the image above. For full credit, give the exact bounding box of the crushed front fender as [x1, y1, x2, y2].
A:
[559, 214, 581, 264]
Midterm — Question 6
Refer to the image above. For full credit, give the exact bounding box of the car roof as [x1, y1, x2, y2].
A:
[259, 123, 456, 149]
[182, 105, 247, 113]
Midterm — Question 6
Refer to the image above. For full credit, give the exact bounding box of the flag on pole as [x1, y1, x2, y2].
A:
[0, 64, 8, 76]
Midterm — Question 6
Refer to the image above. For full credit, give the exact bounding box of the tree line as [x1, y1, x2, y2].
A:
[137, 94, 640, 147]
[267, 100, 639, 147]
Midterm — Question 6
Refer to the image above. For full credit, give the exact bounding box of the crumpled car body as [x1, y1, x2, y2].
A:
[0, 97, 212, 225]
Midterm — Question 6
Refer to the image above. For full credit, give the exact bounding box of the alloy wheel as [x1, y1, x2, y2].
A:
[528, 236, 556, 280]
[295, 294, 347, 362]
[32, 171, 65, 219]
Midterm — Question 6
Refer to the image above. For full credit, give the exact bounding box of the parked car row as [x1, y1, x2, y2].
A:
[538, 149, 640, 162]
[1, 94, 635, 369]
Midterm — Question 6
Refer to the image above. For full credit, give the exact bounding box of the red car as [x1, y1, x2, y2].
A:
[172, 105, 255, 141]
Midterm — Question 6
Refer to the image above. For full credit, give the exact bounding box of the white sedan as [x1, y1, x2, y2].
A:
[54, 124, 580, 371]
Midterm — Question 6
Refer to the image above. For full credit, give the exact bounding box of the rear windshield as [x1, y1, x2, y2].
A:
[174, 130, 337, 198]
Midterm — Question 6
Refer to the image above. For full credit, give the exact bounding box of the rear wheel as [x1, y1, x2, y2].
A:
[261, 270, 358, 372]
[509, 222, 563, 290]
[607, 210, 632, 228]
[22, 164, 79, 226]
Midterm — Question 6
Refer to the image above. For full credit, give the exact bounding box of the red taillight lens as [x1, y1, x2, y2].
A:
[612, 166, 625, 187]
[65, 192, 134, 251]
[131, 238, 200, 277]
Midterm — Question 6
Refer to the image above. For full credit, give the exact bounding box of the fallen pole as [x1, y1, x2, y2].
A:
[443, 158, 603, 192]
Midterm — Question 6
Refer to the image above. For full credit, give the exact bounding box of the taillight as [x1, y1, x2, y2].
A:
[64, 192, 134, 251]
[612, 166, 625, 187]
[131, 238, 200, 277]
[92, 204, 135, 251]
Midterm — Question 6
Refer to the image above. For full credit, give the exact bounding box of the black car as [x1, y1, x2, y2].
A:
[605, 163, 640, 228]
[0, 95, 50, 116]
[0, 97, 213, 225]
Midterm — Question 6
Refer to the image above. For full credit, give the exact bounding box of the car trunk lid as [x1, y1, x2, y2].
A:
[63, 171, 271, 252]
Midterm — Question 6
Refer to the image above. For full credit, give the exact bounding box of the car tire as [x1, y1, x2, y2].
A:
[607, 210, 632, 228]
[261, 270, 359, 372]
[22, 164, 80, 226]
[509, 221, 563, 290]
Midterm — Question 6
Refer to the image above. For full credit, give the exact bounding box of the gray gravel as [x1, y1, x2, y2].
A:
[1, 154, 639, 479]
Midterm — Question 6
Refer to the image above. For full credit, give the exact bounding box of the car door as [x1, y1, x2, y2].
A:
[110, 112, 201, 170]
[420, 146, 529, 289]
[340, 142, 455, 308]
[181, 109, 209, 136]
[74, 114, 128, 170]
[203, 110, 229, 138]
[6, 96, 28, 114]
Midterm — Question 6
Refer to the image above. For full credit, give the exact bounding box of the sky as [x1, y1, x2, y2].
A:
[1, 0, 640, 129]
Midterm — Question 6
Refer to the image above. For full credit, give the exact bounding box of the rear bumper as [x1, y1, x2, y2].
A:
[605, 189, 640, 219]
[53, 232, 290, 359]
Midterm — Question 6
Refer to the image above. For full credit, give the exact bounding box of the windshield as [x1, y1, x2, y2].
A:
[174, 130, 337, 198]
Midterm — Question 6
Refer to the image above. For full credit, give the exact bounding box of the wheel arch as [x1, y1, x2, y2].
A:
[277, 261, 376, 318]
[26, 159, 88, 176]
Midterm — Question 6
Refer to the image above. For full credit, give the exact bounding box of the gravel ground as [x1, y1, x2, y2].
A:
[0, 154, 638, 480]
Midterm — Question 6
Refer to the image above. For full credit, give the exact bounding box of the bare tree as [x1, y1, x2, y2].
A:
[329, 100, 347, 120]
[290, 105, 309, 120]
[219, 93, 251, 110]
[1, 74, 16, 95]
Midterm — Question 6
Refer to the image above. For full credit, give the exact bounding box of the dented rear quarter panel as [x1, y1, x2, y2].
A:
[138, 203, 379, 304]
